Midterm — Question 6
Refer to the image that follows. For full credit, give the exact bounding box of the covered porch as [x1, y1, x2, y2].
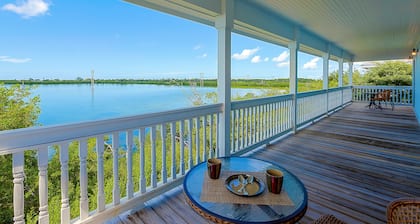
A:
[1, 0, 419, 223]
[111, 102, 420, 223]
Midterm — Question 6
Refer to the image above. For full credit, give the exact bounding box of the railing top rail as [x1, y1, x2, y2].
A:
[353, 85, 412, 89]
[297, 89, 327, 98]
[231, 94, 293, 109]
[0, 103, 223, 154]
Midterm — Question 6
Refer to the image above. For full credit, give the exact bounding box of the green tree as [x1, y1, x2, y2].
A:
[364, 61, 412, 86]
[0, 84, 41, 223]
[0, 84, 40, 130]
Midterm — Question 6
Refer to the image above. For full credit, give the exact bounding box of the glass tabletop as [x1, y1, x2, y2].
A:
[183, 157, 307, 223]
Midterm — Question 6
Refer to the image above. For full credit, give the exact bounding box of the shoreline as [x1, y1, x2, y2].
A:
[1, 78, 321, 89]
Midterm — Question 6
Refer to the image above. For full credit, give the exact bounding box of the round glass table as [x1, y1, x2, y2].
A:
[183, 157, 307, 224]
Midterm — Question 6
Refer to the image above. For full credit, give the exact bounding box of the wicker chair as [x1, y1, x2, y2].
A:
[312, 214, 346, 224]
[387, 197, 420, 224]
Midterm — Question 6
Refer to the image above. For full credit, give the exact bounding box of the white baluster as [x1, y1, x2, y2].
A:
[79, 139, 89, 220]
[126, 131, 133, 199]
[209, 115, 213, 158]
[230, 111, 234, 151]
[59, 143, 70, 224]
[161, 124, 167, 184]
[239, 109, 243, 150]
[215, 113, 220, 157]
[38, 147, 49, 224]
[179, 121, 185, 175]
[139, 128, 146, 193]
[96, 136, 105, 212]
[13, 152, 25, 224]
[202, 116, 207, 161]
[252, 106, 256, 144]
[170, 122, 176, 179]
[112, 133, 120, 204]
[150, 126, 157, 188]
[235, 109, 239, 151]
[195, 117, 200, 164]
[187, 119, 193, 169]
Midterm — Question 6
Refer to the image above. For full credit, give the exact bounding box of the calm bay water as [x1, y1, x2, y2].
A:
[34, 84, 263, 126]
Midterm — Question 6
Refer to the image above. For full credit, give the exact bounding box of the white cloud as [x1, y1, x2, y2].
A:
[0, 56, 32, 63]
[277, 61, 289, 68]
[197, 53, 207, 59]
[232, 47, 259, 60]
[272, 51, 289, 62]
[303, 57, 320, 69]
[251, 55, 262, 63]
[264, 57, 269, 62]
[2, 0, 49, 18]
[193, 45, 202, 50]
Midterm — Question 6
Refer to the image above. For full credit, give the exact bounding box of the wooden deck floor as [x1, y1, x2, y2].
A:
[110, 103, 420, 224]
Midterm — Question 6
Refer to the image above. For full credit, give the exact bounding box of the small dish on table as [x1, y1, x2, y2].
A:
[225, 174, 265, 197]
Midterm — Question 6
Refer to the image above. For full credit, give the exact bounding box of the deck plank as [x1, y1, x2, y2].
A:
[114, 103, 420, 224]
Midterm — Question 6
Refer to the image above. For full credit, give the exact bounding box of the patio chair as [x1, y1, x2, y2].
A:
[387, 197, 420, 224]
[369, 89, 394, 110]
[312, 214, 346, 224]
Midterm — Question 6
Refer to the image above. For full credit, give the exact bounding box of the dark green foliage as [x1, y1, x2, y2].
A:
[364, 61, 412, 86]
[0, 84, 40, 223]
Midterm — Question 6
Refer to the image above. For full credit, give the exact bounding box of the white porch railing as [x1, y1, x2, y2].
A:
[0, 87, 356, 224]
[230, 94, 294, 154]
[352, 86, 413, 105]
[0, 104, 222, 224]
[230, 86, 352, 154]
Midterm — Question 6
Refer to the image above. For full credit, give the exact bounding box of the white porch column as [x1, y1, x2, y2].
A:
[322, 52, 330, 89]
[348, 62, 353, 86]
[289, 41, 298, 133]
[216, 0, 233, 157]
[323, 52, 330, 114]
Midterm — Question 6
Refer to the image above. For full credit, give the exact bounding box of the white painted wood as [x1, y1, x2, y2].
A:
[161, 123, 167, 184]
[244, 108, 248, 147]
[126, 131, 134, 199]
[215, 0, 233, 157]
[323, 52, 330, 115]
[289, 40, 298, 133]
[13, 152, 25, 224]
[170, 122, 176, 180]
[38, 147, 49, 224]
[339, 58, 344, 106]
[235, 109, 239, 151]
[150, 126, 157, 188]
[139, 128, 146, 193]
[0, 104, 222, 155]
[215, 114, 220, 157]
[202, 116, 207, 161]
[79, 139, 89, 220]
[209, 115, 214, 158]
[96, 136, 105, 212]
[348, 61, 353, 86]
[194, 118, 200, 164]
[112, 132, 120, 204]
[252, 107, 256, 144]
[59, 143, 70, 224]
[187, 119, 193, 169]
[179, 121, 185, 175]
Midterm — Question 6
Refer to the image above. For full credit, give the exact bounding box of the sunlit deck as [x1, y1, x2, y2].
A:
[111, 102, 420, 224]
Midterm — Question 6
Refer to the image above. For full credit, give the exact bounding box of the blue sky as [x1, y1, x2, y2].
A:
[0, 0, 343, 80]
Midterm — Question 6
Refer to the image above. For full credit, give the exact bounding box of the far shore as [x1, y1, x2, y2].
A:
[1, 78, 322, 89]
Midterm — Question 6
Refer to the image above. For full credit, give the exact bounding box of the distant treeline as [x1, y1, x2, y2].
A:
[1, 78, 321, 89]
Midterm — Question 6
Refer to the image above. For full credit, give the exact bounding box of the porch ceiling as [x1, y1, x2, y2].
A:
[125, 0, 420, 62]
[257, 0, 420, 61]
